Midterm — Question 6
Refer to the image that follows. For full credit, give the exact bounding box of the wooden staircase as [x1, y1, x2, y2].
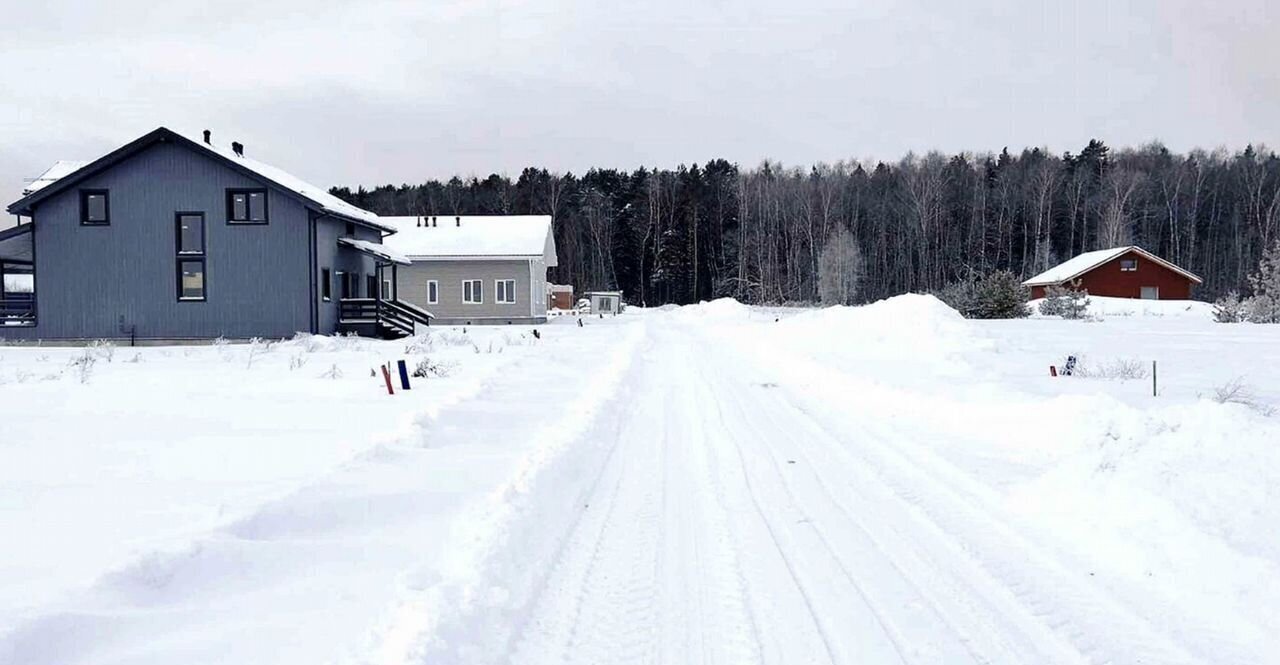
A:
[339, 298, 433, 339]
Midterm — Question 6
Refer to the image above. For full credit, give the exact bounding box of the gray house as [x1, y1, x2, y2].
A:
[381, 215, 557, 325]
[1, 127, 430, 342]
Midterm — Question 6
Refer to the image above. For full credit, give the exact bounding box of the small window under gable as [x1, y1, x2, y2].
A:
[80, 189, 109, 225]
[227, 188, 268, 224]
[1120, 258, 1138, 272]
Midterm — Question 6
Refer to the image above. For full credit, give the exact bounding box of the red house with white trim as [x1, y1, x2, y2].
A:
[1023, 246, 1203, 300]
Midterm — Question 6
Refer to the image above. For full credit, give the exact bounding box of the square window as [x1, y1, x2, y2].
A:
[176, 213, 204, 254]
[178, 259, 206, 300]
[80, 190, 109, 225]
[227, 188, 268, 223]
[1120, 259, 1137, 271]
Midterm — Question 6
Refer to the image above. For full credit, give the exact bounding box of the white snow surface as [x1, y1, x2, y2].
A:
[381, 215, 555, 262]
[337, 237, 410, 265]
[2, 299, 1278, 664]
[2, 275, 32, 293]
[1022, 246, 1134, 285]
[21, 161, 90, 196]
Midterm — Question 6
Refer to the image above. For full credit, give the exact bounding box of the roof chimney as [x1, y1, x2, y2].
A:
[416, 216, 423, 228]
[202, 129, 211, 144]
[231, 141, 244, 157]
[455, 216, 461, 227]
[431, 216, 437, 227]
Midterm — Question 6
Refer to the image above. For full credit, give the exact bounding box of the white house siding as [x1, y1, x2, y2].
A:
[394, 258, 547, 324]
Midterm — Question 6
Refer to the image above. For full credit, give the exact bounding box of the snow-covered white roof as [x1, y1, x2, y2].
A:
[22, 160, 90, 196]
[381, 215, 557, 265]
[337, 237, 410, 265]
[179, 132, 389, 232]
[1022, 246, 1203, 286]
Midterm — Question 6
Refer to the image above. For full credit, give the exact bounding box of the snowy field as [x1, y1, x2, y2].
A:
[1, 299, 1277, 664]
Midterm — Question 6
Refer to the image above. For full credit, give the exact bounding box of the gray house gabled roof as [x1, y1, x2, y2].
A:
[6, 127, 393, 233]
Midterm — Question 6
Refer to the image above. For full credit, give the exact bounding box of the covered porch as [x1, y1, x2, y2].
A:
[335, 237, 433, 338]
[0, 224, 35, 327]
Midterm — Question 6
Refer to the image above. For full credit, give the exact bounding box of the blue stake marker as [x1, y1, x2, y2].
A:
[397, 359, 411, 390]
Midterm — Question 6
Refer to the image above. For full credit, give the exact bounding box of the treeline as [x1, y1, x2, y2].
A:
[330, 140, 1280, 305]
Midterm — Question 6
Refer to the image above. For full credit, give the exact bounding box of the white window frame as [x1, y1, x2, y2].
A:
[381, 279, 392, 300]
[496, 279, 516, 304]
[1120, 259, 1138, 272]
[427, 280, 439, 304]
[463, 279, 483, 304]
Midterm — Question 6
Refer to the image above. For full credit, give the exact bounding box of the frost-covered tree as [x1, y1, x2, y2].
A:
[1213, 291, 1248, 323]
[1246, 238, 1280, 323]
[1039, 280, 1090, 319]
[817, 226, 863, 305]
[973, 270, 1031, 319]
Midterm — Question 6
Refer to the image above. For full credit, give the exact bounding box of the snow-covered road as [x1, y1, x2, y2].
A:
[499, 321, 1202, 665]
[5, 299, 1277, 664]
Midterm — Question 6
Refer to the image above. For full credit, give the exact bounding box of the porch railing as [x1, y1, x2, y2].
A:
[340, 297, 432, 337]
[0, 294, 35, 326]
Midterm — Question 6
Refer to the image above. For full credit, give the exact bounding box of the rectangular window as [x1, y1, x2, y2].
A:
[227, 188, 268, 224]
[337, 271, 348, 299]
[321, 268, 332, 301]
[1120, 259, 1137, 272]
[367, 275, 377, 299]
[175, 212, 206, 301]
[496, 279, 516, 304]
[381, 279, 392, 300]
[463, 279, 483, 304]
[80, 189, 109, 225]
[1141, 286, 1159, 300]
[427, 280, 439, 304]
[176, 212, 204, 254]
[178, 260, 206, 301]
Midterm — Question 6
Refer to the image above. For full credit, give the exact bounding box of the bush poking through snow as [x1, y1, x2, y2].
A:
[1075, 358, 1150, 381]
[404, 334, 435, 354]
[412, 357, 454, 378]
[1213, 291, 1248, 323]
[319, 364, 343, 380]
[69, 350, 97, 384]
[288, 354, 308, 371]
[1039, 281, 1090, 319]
[89, 339, 116, 362]
[1211, 377, 1276, 416]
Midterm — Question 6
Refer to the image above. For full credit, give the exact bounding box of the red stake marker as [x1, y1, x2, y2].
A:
[381, 364, 395, 395]
[1050, 365, 1058, 377]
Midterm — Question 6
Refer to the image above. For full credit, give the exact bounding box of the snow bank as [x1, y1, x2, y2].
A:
[1030, 295, 1215, 320]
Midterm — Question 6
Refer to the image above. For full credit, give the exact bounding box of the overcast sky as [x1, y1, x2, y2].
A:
[2, 0, 1277, 198]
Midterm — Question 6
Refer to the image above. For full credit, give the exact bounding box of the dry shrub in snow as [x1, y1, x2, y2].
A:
[319, 364, 343, 379]
[436, 330, 472, 347]
[288, 354, 308, 371]
[68, 350, 97, 383]
[1211, 378, 1276, 416]
[1075, 358, 1149, 380]
[404, 334, 435, 354]
[89, 339, 116, 362]
[412, 357, 454, 378]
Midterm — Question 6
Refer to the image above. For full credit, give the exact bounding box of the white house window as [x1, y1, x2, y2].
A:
[1120, 259, 1137, 271]
[463, 279, 483, 304]
[381, 279, 392, 300]
[427, 280, 439, 304]
[496, 279, 516, 304]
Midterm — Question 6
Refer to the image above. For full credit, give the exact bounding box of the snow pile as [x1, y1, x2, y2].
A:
[1030, 295, 1215, 320]
[764, 294, 984, 377]
[668, 297, 754, 322]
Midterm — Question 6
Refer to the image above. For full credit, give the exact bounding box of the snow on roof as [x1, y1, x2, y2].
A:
[180, 132, 390, 232]
[336, 237, 409, 265]
[1022, 246, 1203, 286]
[22, 160, 90, 196]
[380, 215, 556, 264]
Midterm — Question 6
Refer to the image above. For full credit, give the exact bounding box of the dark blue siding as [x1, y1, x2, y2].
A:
[6, 140, 324, 340]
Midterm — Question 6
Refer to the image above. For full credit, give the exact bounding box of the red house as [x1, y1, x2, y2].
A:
[1023, 246, 1203, 300]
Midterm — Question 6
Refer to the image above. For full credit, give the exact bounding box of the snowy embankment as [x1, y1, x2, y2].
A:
[0, 319, 644, 664]
[699, 294, 1280, 661]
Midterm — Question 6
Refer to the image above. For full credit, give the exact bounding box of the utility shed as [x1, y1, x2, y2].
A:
[585, 291, 623, 314]
[1022, 246, 1203, 300]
